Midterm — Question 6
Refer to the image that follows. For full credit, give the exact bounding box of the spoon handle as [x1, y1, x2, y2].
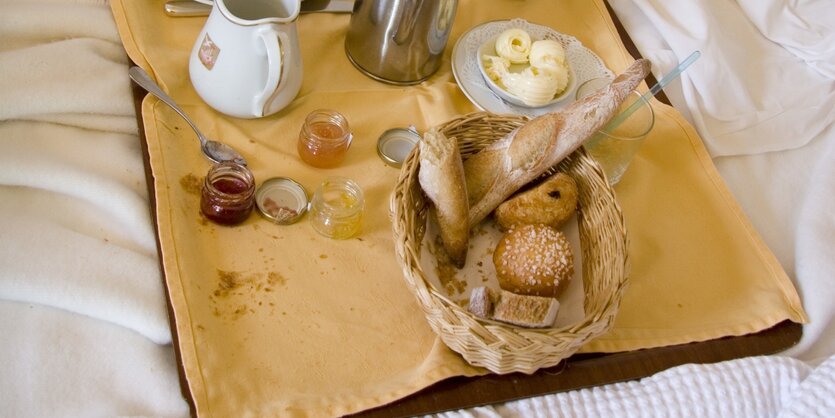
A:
[128, 66, 207, 145]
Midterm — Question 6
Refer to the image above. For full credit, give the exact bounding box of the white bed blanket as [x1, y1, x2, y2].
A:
[440, 354, 835, 418]
[0, 0, 187, 416]
[1, 0, 833, 417]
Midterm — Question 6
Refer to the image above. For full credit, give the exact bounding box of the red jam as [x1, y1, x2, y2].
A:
[297, 109, 352, 168]
[212, 177, 250, 194]
[200, 162, 255, 225]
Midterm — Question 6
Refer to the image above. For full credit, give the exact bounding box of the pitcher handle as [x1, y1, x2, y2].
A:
[253, 26, 283, 118]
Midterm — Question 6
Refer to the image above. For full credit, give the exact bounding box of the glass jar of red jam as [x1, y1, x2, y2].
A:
[200, 162, 255, 225]
[297, 109, 353, 168]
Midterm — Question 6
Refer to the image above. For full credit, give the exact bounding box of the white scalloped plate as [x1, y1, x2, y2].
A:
[452, 19, 614, 117]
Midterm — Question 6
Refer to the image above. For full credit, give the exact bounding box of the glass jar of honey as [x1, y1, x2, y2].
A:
[200, 162, 255, 225]
[309, 177, 364, 239]
[297, 109, 353, 168]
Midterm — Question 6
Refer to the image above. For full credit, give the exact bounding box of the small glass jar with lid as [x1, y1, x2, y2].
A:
[297, 109, 353, 168]
[309, 177, 364, 239]
[200, 162, 256, 225]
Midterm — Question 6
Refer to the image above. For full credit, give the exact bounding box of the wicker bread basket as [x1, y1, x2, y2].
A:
[391, 112, 630, 374]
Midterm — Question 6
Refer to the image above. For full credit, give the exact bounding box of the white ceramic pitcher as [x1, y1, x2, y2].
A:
[189, 0, 302, 119]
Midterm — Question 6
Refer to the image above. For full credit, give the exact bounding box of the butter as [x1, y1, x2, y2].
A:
[494, 28, 531, 64]
[483, 29, 571, 107]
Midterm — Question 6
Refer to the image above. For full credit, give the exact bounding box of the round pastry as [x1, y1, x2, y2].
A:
[492, 224, 573, 298]
[494, 172, 578, 230]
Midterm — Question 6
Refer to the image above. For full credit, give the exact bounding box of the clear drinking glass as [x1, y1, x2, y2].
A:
[576, 77, 655, 185]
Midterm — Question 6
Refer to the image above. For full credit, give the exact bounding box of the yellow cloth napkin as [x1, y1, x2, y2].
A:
[111, 0, 806, 416]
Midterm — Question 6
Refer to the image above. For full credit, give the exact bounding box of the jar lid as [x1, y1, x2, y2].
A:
[255, 177, 309, 225]
[377, 126, 420, 168]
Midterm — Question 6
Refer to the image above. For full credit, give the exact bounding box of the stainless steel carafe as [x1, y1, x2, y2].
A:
[344, 0, 458, 85]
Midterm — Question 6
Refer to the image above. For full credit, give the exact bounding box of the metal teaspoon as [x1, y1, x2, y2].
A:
[128, 66, 247, 166]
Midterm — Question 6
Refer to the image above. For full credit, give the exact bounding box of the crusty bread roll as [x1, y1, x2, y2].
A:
[418, 128, 469, 268]
[465, 59, 651, 227]
[467, 286, 560, 328]
[494, 171, 578, 230]
[493, 224, 573, 298]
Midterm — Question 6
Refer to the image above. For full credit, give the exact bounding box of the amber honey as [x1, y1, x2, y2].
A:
[297, 110, 352, 168]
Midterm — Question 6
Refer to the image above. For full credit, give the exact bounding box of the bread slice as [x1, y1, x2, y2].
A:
[467, 286, 560, 328]
[492, 289, 560, 328]
[418, 128, 469, 268]
[465, 59, 651, 227]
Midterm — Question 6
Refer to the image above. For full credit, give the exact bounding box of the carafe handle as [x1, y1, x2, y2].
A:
[253, 26, 284, 118]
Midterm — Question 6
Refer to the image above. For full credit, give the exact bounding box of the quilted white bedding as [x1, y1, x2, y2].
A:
[0, 0, 833, 416]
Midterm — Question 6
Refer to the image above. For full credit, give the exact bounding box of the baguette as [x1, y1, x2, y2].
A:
[465, 59, 651, 226]
[418, 128, 469, 268]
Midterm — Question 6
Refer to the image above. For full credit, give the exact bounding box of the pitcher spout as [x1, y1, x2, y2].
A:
[216, 0, 300, 25]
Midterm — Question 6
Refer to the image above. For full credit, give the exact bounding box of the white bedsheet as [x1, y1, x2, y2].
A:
[0, 0, 833, 417]
[608, 0, 835, 158]
[607, 0, 835, 364]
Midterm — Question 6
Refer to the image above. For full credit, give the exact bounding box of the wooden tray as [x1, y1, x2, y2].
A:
[129, 2, 802, 415]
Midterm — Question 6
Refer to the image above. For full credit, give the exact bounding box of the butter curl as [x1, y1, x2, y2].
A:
[495, 28, 531, 64]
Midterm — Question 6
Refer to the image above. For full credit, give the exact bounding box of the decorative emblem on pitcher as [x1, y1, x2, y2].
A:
[197, 34, 220, 70]
[189, 0, 303, 118]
